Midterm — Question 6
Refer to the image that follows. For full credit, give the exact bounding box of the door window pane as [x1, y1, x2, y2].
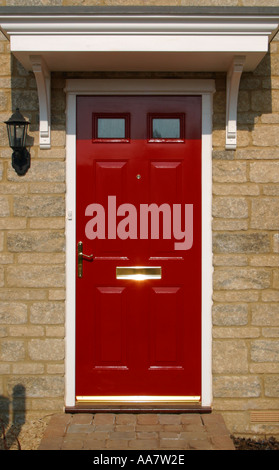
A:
[97, 118, 126, 139]
[152, 118, 181, 139]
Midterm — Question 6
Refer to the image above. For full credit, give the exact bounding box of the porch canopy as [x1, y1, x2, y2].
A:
[1, 6, 279, 149]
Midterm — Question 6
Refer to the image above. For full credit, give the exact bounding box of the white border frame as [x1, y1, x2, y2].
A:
[65, 79, 215, 408]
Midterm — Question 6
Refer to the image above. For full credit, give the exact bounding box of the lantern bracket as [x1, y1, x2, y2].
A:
[30, 55, 51, 149]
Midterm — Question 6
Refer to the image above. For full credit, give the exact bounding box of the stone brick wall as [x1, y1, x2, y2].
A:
[0, 0, 279, 440]
[0, 29, 66, 419]
[212, 39, 279, 437]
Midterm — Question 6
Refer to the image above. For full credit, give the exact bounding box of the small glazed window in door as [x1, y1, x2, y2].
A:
[92, 113, 130, 142]
[148, 114, 185, 142]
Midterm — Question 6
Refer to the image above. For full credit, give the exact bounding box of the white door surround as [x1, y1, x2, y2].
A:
[64, 78, 215, 409]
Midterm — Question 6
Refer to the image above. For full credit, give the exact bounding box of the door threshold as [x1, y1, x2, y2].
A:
[65, 403, 211, 414]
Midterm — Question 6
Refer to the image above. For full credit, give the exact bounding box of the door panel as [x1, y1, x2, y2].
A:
[76, 95, 202, 402]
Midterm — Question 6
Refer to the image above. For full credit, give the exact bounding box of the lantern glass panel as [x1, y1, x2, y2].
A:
[9, 123, 27, 149]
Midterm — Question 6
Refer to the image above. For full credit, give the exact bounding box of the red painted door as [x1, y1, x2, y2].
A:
[76, 95, 201, 402]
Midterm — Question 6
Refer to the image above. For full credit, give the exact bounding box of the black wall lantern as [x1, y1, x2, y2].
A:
[5, 108, 30, 176]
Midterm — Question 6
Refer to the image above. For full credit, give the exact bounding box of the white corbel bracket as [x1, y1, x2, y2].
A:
[226, 56, 246, 150]
[30, 55, 51, 149]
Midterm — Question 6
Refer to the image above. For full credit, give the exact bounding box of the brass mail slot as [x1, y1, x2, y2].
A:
[116, 266, 162, 280]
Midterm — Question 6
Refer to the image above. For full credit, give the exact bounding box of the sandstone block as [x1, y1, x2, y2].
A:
[252, 304, 279, 326]
[12, 363, 44, 375]
[28, 339, 64, 361]
[251, 198, 279, 229]
[212, 219, 248, 231]
[13, 196, 65, 217]
[0, 266, 4, 287]
[250, 255, 279, 267]
[7, 265, 65, 288]
[213, 254, 248, 266]
[213, 376, 261, 398]
[251, 90, 272, 112]
[262, 290, 279, 302]
[213, 341, 248, 373]
[17, 253, 65, 264]
[213, 161, 247, 183]
[250, 162, 279, 183]
[0, 55, 10, 75]
[9, 325, 44, 337]
[0, 218, 26, 229]
[213, 304, 248, 326]
[7, 230, 65, 252]
[213, 233, 270, 253]
[214, 291, 259, 302]
[11, 90, 38, 111]
[6, 376, 64, 398]
[29, 218, 65, 229]
[213, 183, 260, 196]
[263, 184, 279, 195]
[264, 376, 279, 397]
[214, 268, 270, 290]
[273, 234, 279, 252]
[252, 126, 279, 146]
[213, 326, 260, 338]
[237, 148, 279, 160]
[29, 183, 66, 194]
[45, 326, 64, 338]
[0, 196, 10, 216]
[0, 302, 27, 324]
[7, 161, 65, 182]
[251, 340, 279, 362]
[213, 197, 248, 219]
[30, 302, 64, 325]
[1, 339, 25, 361]
[212, 150, 235, 160]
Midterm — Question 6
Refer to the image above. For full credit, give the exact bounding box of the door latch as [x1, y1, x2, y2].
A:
[77, 241, 94, 278]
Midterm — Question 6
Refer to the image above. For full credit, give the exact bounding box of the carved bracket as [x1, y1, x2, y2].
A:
[226, 56, 246, 150]
[30, 55, 51, 149]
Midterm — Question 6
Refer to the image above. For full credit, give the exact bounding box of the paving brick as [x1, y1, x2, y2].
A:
[93, 413, 116, 426]
[129, 439, 159, 449]
[181, 414, 202, 425]
[109, 431, 136, 440]
[61, 439, 85, 450]
[106, 439, 129, 450]
[210, 435, 235, 450]
[115, 414, 137, 425]
[137, 431, 159, 439]
[38, 437, 63, 450]
[67, 424, 94, 434]
[160, 439, 189, 450]
[158, 414, 182, 425]
[163, 424, 184, 432]
[115, 424, 136, 432]
[71, 414, 93, 425]
[188, 439, 214, 450]
[137, 414, 159, 425]
[135, 424, 162, 432]
[84, 439, 107, 450]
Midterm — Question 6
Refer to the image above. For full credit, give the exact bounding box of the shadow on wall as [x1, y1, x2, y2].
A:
[0, 385, 25, 450]
[213, 51, 272, 137]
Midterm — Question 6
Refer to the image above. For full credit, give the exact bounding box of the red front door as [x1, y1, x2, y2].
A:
[76, 95, 201, 402]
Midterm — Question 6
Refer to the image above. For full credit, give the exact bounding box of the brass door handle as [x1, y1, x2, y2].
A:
[77, 241, 93, 278]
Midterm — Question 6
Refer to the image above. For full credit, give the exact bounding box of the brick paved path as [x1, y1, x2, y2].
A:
[38, 413, 235, 450]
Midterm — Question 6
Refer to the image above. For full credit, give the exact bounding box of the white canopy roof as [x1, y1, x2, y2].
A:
[1, 6, 279, 149]
[0, 6, 279, 72]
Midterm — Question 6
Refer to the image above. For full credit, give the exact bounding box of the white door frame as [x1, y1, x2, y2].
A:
[64, 78, 215, 409]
